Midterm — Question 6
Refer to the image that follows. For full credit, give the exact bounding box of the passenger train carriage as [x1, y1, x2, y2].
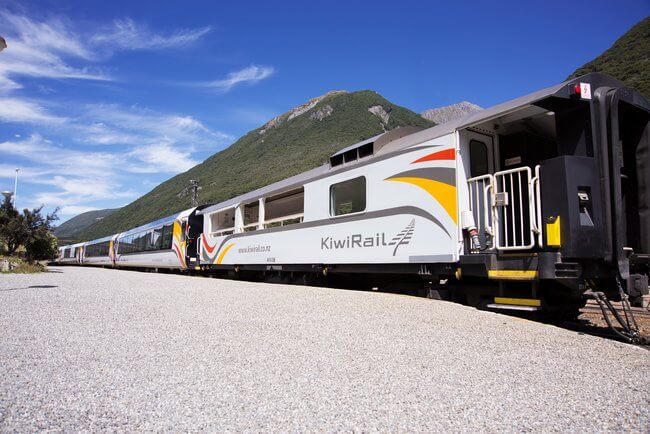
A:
[113, 208, 201, 269]
[83, 235, 116, 266]
[57, 242, 85, 265]
[57, 73, 650, 319]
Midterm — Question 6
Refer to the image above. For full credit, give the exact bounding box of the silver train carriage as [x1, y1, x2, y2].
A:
[57, 73, 650, 315]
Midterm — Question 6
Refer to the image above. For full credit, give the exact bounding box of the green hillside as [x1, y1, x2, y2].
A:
[54, 208, 118, 243]
[78, 90, 434, 240]
[568, 16, 649, 99]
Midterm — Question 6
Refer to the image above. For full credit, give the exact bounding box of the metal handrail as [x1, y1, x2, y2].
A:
[494, 166, 536, 251]
[467, 174, 497, 247]
[531, 165, 543, 247]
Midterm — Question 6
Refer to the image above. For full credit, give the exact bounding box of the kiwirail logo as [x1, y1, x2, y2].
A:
[320, 219, 415, 256]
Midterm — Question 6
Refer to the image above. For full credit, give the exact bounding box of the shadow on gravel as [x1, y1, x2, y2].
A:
[1, 285, 58, 291]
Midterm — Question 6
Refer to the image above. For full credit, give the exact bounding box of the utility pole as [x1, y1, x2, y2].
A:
[189, 179, 200, 207]
[13, 168, 19, 209]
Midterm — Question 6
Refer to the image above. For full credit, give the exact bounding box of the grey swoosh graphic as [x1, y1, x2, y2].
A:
[205, 205, 451, 261]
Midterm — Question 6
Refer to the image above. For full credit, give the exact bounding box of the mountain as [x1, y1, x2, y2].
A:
[77, 90, 434, 240]
[568, 16, 649, 99]
[421, 101, 482, 124]
[54, 208, 118, 242]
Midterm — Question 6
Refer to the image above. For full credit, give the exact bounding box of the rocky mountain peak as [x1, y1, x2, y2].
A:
[259, 90, 348, 134]
[421, 101, 482, 124]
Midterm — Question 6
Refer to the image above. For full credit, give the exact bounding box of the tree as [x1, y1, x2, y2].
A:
[23, 206, 59, 262]
[0, 196, 26, 255]
[0, 197, 59, 261]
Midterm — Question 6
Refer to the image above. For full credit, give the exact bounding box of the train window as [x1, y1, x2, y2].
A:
[146, 230, 156, 251]
[161, 224, 173, 250]
[152, 228, 163, 250]
[343, 149, 357, 163]
[330, 154, 343, 167]
[86, 241, 110, 257]
[330, 176, 366, 216]
[358, 142, 373, 159]
[469, 140, 489, 177]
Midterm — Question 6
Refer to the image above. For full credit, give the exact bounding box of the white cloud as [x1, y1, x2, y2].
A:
[0, 134, 120, 177]
[206, 65, 275, 92]
[0, 134, 199, 214]
[0, 12, 112, 90]
[0, 97, 67, 124]
[58, 205, 100, 216]
[0, 12, 219, 218]
[79, 104, 232, 149]
[1, 12, 95, 60]
[92, 18, 211, 50]
[127, 141, 198, 173]
[0, 12, 211, 92]
[0, 135, 136, 213]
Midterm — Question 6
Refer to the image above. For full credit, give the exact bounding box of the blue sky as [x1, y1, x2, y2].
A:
[0, 0, 647, 223]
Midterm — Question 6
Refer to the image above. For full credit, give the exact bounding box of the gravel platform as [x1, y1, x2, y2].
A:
[0, 267, 648, 432]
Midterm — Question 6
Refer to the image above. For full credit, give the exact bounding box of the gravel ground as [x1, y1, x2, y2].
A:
[0, 267, 648, 432]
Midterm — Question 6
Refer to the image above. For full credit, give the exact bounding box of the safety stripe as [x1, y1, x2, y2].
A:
[487, 270, 538, 280]
[494, 297, 541, 307]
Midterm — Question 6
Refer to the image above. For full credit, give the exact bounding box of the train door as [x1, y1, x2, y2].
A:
[185, 210, 205, 269]
[603, 89, 650, 280]
[464, 130, 496, 251]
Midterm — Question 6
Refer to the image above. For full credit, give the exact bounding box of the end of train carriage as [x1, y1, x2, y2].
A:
[454, 73, 649, 315]
[195, 72, 648, 318]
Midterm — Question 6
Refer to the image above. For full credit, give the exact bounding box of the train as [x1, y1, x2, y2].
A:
[56, 73, 650, 319]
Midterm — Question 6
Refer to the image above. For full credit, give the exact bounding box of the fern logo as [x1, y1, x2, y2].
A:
[387, 219, 415, 256]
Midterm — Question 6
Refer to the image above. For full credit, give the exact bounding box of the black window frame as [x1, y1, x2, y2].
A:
[329, 176, 367, 217]
[469, 139, 490, 177]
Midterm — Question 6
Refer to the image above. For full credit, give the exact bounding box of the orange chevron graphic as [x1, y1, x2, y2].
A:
[412, 148, 455, 163]
[215, 243, 235, 264]
[386, 177, 457, 224]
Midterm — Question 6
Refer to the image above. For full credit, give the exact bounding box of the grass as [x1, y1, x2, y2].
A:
[0, 256, 47, 274]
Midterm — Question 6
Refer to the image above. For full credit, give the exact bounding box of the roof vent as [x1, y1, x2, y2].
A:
[328, 126, 424, 168]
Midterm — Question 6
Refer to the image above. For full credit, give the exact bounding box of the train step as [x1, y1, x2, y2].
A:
[487, 297, 542, 312]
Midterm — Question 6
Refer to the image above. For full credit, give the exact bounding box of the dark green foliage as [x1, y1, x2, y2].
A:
[53, 208, 118, 242]
[78, 90, 434, 240]
[0, 196, 24, 254]
[0, 197, 59, 261]
[568, 17, 650, 99]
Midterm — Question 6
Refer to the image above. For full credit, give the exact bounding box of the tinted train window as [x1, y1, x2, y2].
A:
[86, 241, 110, 257]
[330, 176, 366, 216]
[161, 224, 173, 250]
[469, 140, 489, 177]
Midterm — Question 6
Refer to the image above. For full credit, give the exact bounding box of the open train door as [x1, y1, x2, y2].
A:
[185, 206, 207, 270]
[600, 86, 650, 295]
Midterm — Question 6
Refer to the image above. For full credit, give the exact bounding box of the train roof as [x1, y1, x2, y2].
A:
[199, 73, 627, 217]
[380, 72, 628, 154]
[117, 207, 196, 237]
[85, 234, 116, 245]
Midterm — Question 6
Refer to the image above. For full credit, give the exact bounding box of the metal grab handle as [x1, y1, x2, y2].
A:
[484, 182, 495, 236]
